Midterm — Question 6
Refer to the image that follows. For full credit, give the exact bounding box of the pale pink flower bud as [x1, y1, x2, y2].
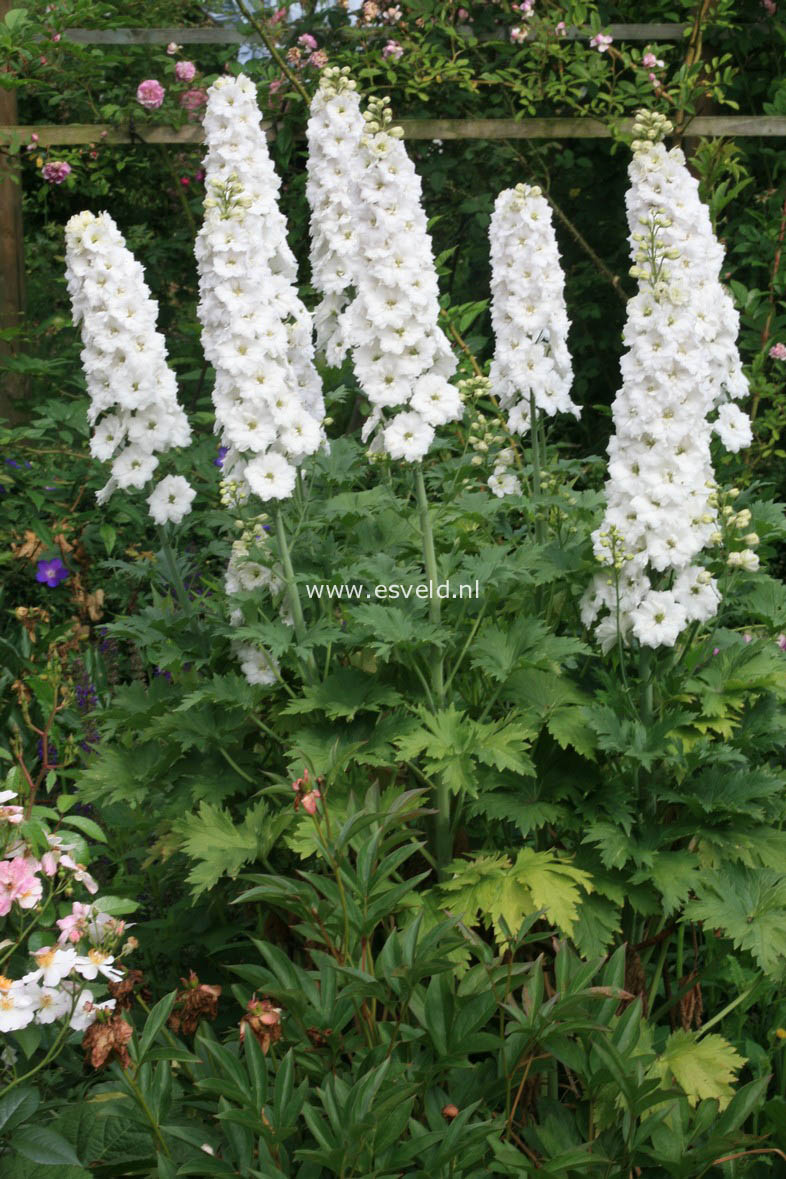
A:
[769, 342, 786, 361]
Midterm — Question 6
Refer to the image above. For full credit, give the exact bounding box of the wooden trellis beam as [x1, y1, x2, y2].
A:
[59, 23, 693, 45]
[3, 115, 786, 146]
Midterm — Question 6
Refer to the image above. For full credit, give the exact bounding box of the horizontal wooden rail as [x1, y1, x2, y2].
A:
[59, 23, 693, 45]
[3, 115, 786, 147]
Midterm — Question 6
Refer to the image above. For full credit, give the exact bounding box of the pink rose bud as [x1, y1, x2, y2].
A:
[175, 60, 197, 82]
[301, 790, 321, 816]
[136, 79, 166, 109]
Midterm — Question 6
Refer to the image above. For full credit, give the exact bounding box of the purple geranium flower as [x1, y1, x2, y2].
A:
[36, 557, 69, 587]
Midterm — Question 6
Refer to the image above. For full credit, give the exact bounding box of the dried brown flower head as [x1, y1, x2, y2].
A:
[169, 971, 222, 1037]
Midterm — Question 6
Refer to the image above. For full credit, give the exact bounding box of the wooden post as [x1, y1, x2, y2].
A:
[0, 0, 26, 422]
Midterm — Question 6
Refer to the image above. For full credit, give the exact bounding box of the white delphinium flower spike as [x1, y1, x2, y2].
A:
[488, 183, 578, 435]
[64, 211, 193, 515]
[583, 110, 751, 651]
[306, 66, 367, 364]
[195, 74, 325, 506]
[339, 93, 462, 460]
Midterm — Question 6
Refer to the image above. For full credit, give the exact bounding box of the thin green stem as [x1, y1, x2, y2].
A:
[529, 393, 546, 545]
[124, 1067, 172, 1157]
[414, 465, 451, 873]
[275, 508, 318, 682]
[697, 984, 755, 1038]
[158, 526, 191, 616]
[443, 602, 487, 697]
[219, 747, 257, 786]
[233, 0, 312, 104]
[646, 936, 670, 1014]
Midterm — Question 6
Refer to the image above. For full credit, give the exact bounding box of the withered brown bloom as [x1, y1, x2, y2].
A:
[168, 970, 222, 1036]
[108, 969, 150, 1012]
[239, 996, 283, 1055]
[82, 1014, 133, 1070]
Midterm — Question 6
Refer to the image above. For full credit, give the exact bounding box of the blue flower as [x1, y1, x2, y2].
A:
[214, 446, 228, 468]
[36, 558, 69, 587]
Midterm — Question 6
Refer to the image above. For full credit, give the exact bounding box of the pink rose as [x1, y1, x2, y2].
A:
[308, 49, 328, 68]
[298, 33, 318, 50]
[769, 342, 786, 361]
[41, 160, 71, 184]
[179, 89, 208, 118]
[136, 79, 165, 109]
[175, 60, 196, 82]
[382, 39, 404, 59]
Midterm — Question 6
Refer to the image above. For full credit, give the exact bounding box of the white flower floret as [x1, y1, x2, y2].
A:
[244, 453, 297, 501]
[32, 986, 72, 1024]
[630, 590, 688, 648]
[714, 402, 753, 452]
[383, 411, 435, 462]
[488, 469, 522, 498]
[74, 949, 123, 983]
[29, 946, 78, 988]
[237, 644, 279, 687]
[0, 977, 35, 1032]
[147, 475, 197, 525]
[68, 988, 116, 1031]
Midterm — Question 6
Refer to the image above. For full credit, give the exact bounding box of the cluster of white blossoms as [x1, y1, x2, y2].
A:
[195, 74, 325, 504]
[224, 520, 287, 687]
[322, 92, 462, 461]
[488, 183, 578, 435]
[306, 66, 367, 364]
[583, 110, 752, 650]
[64, 211, 194, 521]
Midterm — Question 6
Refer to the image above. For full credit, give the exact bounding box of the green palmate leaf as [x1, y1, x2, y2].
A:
[467, 792, 563, 837]
[282, 668, 402, 721]
[175, 800, 291, 896]
[645, 851, 701, 913]
[439, 848, 593, 942]
[651, 1030, 745, 1110]
[684, 865, 786, 976]
[396, 705, 478, 793]
[570, 893, 621, 959]
[395, 708, 534, 795]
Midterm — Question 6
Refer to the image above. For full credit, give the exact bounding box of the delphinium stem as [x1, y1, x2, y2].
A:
[529, 392, 546, 545]
[157, 526, 192, 616]
[414, 465, 451, 873]
[275, 508, 318, 682]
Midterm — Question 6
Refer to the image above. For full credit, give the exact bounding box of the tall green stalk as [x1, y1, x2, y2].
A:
[529, 393, 546, 545]
[275, 508, 318, 682]
[158, 526, 191, 616]
[414, 465, 451, 872]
